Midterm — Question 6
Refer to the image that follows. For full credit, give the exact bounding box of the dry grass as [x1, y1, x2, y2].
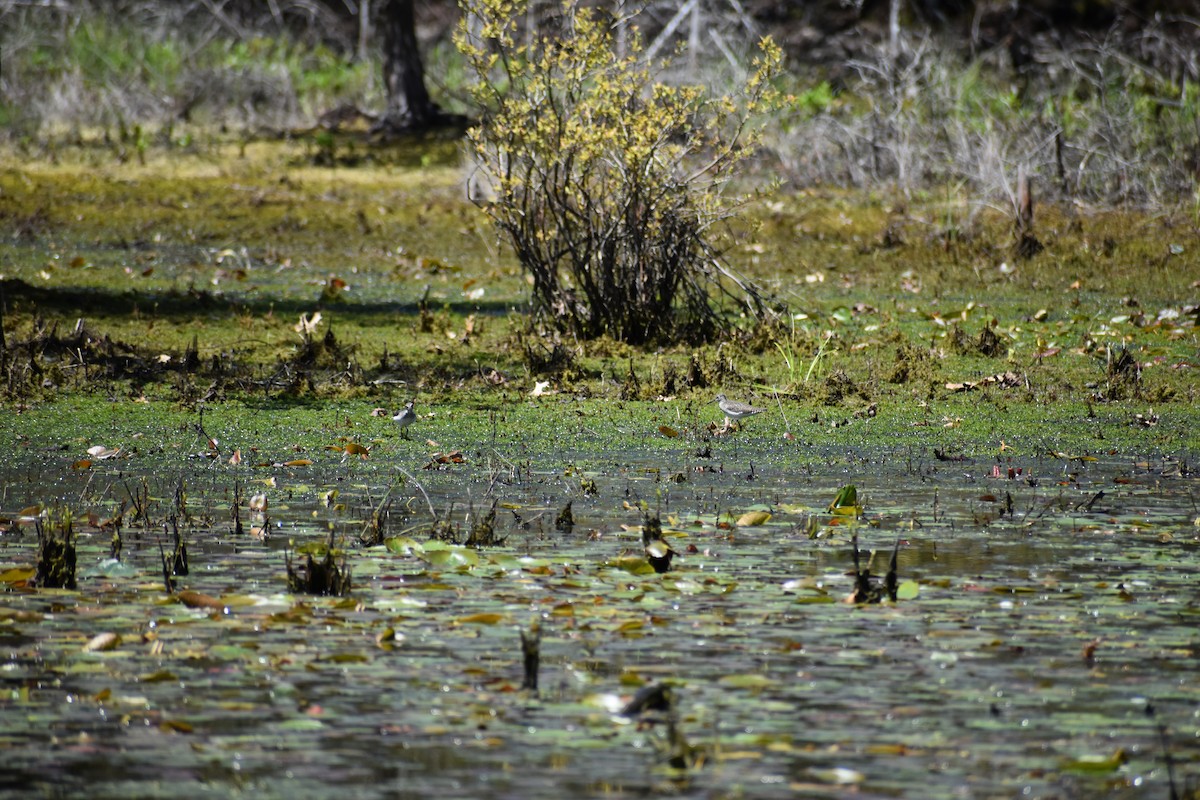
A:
[1, 2, 1196, 213]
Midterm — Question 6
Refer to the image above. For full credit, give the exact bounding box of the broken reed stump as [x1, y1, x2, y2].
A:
[359, 489, 398, 547]
[642, 512, 675, 574]
[232, 481, 244, 537]
[35, 513, 77, 589]
[287, 550, 352, 596]
[286, 531, 352, 597]
[849, 533, 901, 604]
[554, 500, 574, 532]
[167, 518, 189, 576]
[520, 619, 541, 693]
[1014, 166, 1043, 259]
[466, 499, 504, 547]
[620, 682, 673, 718]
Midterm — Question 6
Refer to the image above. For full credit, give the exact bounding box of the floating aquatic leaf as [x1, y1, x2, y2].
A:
[582, 692, 628, 714]
[782, 576, 824, 594]
[896, 580, 920, 600]
[1061, 749, 1127, 773]
[276, 718, 326, 731]
[661, 577, 703, 595]
[159, 719, 194, 734]
[293, 540, 337, 556]
[0, 567, 36, 585]
[718, 673, 774, 690]
[384, 536, 425, 556]
[80, 558, 138, 578]
[454, 612, 505, 625]
[84, 632, 121, 652]
[216, 595, 260, 608]
[419, 542, 479, 568]
[658, 425, 679, 438]
[736, 510, 772, 527]
[176, 590, 225, 610]
[606, 555, 656, 575]
[376, 627, 403, 647]
[644, 539, 672, 559]
[209, 644, 257, 660]
[807, 767, 865, 785]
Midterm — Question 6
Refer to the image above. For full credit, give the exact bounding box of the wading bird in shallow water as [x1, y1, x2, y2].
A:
[393, 400, 416, 439]
[714, 394, 764, 432]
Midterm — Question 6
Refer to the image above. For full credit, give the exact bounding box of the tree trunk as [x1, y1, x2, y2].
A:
[376, 0, 455, 133]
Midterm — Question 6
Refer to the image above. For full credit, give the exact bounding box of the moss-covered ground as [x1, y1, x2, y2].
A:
[2, 138, 1196, 463]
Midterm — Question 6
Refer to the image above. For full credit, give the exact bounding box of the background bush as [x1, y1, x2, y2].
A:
[1, 0, 1196, 209]
[455, 0, 782, 344]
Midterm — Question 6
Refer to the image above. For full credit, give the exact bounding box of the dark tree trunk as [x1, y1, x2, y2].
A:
[375, 0, 463, 134]
[381, 0, 434, 125]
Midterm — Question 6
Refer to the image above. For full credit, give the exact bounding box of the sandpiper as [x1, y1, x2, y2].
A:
[392, 400, 416, 438]
[714, 393, 764, 432]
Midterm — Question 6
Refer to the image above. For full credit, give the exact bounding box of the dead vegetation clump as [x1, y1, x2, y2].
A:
[1100, 346, 1143, 402]
[158, 525, 191, 593]
[1, 312, 163, 396]
[358, 494, 397, 547]
[848, 533, 901, 605]
[465, 500, 505, 547]
[291, 325, 355, 371]
[0, 298, 263, 401]
[619, 358, 642, 401]
[286, 533, 353, 597]
[888, 342, 936, 385]
[518, 330, 582, 379]
[950, 322, 1004, 358]
[822, 369, 867, 406]
[685, 353, 709, 390]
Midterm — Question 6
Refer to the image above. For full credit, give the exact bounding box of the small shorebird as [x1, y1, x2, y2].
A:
[714, 393, 764, 432]
[392, 400, 416, 438]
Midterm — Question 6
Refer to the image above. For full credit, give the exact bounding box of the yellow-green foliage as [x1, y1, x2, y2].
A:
[455, 0, 783, 344]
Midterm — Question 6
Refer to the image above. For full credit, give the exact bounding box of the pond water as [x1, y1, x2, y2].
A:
[1, 424, 1197, 799]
